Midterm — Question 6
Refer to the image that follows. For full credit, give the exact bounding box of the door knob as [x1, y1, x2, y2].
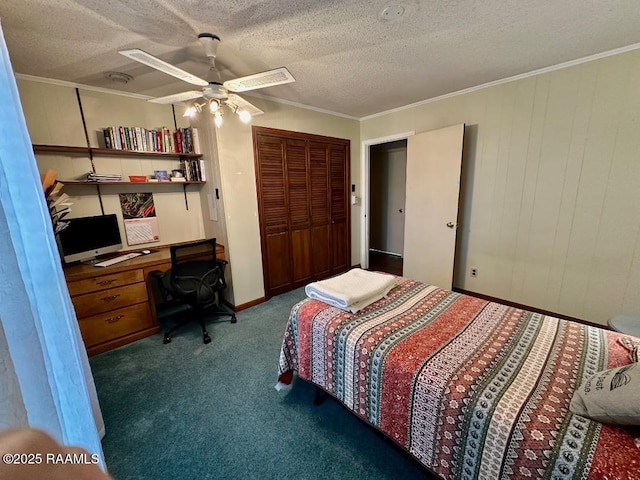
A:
[399, 208, 403, 213]
[446, 222, 455, 228]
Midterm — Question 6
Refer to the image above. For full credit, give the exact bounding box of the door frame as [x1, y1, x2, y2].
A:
[360, 131, 414, 269]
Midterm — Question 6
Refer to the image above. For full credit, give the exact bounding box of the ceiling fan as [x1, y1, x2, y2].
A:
[119, 33, 295, 126]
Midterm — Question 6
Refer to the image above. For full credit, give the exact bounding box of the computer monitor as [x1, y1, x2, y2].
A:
[56, 214, 123, 263]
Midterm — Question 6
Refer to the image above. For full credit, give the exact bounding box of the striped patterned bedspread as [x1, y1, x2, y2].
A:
[278, 277, 640, 479]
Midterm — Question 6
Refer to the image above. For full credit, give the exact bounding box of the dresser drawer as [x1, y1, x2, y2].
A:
[67, 269, 145, 296]
[78, 303, 153, 347]
[72, 282, 148, 318]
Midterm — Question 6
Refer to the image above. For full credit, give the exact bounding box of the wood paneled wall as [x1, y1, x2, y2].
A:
[361, 49, 640, 325]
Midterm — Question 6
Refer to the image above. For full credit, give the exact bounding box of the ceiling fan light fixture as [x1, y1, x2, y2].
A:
[214, 111, 223, 128]
[183, 103, 203, 117]
[124, 33, 282, 122]
[238, 109, 251, 123]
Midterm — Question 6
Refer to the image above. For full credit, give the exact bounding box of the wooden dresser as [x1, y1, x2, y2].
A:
[63, 244, 225, 356]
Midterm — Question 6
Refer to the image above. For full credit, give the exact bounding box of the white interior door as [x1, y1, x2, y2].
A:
[403, 124, 464, 289]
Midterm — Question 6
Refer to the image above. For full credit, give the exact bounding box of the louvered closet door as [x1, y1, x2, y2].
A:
[286, 139, 312, 284]
[254, 127, 350, 299]
[255, 134, 292, 293]
[330, 144, 349, 274]
[309, 142, 331, 278]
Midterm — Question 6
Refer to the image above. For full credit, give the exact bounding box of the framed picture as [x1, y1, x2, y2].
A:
[154, 170, 169, 181]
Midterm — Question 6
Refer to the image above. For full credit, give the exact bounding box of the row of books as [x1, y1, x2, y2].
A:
[175, 127, 200, 155]
[181, 159, 207, 182]
[102, 126, 201, 155]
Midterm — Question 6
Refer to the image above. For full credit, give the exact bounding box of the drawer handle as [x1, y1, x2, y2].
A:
[105, 315, 124, 324]
[96, 279, 116, 286]
[100, 294, 121, 302]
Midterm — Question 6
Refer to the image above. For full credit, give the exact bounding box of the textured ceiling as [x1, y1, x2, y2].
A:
[1, 0, 639, 118]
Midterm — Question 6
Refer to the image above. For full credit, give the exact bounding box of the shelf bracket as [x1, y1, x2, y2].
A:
[183, 184, 189, 210]
[96, 184, 105, 215]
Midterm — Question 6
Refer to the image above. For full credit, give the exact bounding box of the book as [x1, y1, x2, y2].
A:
[103, 128, 112, 149]
[124, 127, 132, 150]
[185, 127, 193, 153]
[170, 176, 186, 182]
[199, 159, 206, 181]
[118, 126, 126, 150]
[192, 127, 201, 154]
[174, 129, 183, 153]
[135, 127, 144, 152]
[113, 126, 122, 149]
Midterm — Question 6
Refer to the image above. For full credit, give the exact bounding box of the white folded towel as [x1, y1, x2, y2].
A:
[305, 268, 396, 313]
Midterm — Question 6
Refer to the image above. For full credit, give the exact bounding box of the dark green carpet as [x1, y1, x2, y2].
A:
[90, 288, 434, 480]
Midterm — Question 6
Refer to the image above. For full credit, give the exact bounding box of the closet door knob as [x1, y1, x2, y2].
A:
[446, 222, 455, 228]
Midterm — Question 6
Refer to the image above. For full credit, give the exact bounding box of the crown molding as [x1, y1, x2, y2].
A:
[14, 73, 154, 101]
[14, 73, 359, 120]
[242, 91, 359, 120]
[360, 42, 640, 121]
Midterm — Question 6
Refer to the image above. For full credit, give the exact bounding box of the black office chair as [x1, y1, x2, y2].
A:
[150, 238, 236, 345]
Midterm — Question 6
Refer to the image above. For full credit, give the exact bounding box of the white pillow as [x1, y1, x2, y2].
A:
[570, 363, 640, 425]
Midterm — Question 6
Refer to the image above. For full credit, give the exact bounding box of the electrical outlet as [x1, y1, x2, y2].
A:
[470, 268, 478, 277]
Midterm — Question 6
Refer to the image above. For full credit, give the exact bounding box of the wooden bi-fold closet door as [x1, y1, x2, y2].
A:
[253, 126, 350, 298]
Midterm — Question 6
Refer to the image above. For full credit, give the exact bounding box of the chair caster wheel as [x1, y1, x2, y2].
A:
[231, 316, 237, 324]
[163, 335, 172, 344]
[203, 333, 212, 344]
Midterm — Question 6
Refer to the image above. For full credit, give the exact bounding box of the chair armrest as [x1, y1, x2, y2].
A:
[149, 270, 165, 280]
[149, 269, 171, 302]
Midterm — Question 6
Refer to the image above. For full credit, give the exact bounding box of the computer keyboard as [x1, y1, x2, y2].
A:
[94, 252, 142, 268]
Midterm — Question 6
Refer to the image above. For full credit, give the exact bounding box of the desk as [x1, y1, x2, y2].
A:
[63, 243, 225, 356]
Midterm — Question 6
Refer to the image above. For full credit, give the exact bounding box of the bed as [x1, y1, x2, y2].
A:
[278, 276, 640, 479]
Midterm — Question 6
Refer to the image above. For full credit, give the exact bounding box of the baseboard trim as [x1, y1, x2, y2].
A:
[231, 297, 266, 312]
[453, 288, 609, 330]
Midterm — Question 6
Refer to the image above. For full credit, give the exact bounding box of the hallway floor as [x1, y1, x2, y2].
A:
[368, 250, 403, 276]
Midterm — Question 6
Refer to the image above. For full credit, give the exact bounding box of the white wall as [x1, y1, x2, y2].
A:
[361, 49, 640, 325]
[214, 100, 360, 306]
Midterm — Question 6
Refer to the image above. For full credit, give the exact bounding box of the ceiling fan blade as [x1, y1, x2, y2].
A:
[223, 67, 295, 92]
[226, 94, 264, 116]
[148, 91, 204, 104]
[119, 49, 209, 87]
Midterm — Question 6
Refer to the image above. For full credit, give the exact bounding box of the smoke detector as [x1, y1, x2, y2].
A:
[106, 72, 134, 84]
[379, 5, 406, 22]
